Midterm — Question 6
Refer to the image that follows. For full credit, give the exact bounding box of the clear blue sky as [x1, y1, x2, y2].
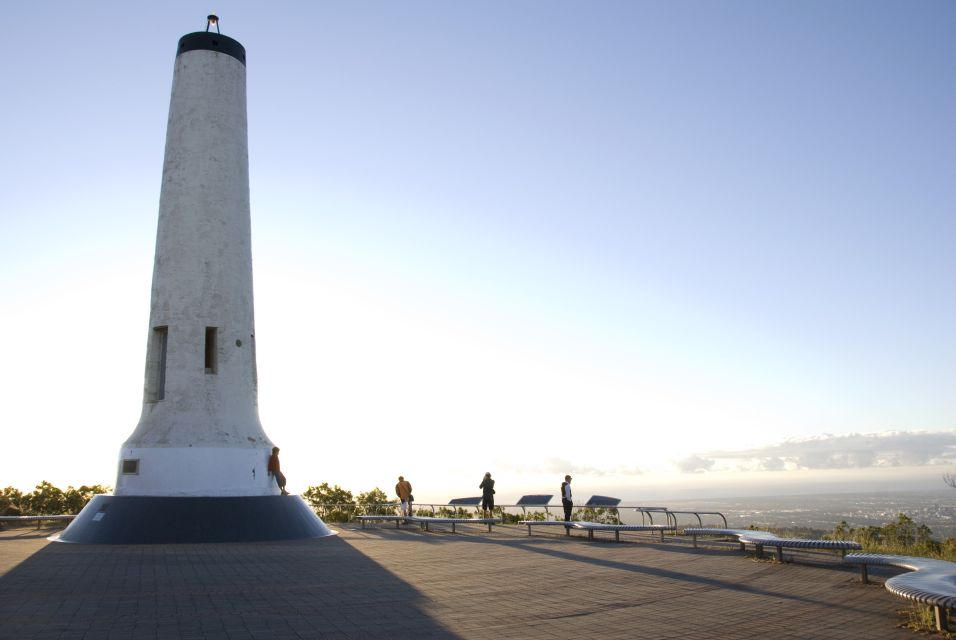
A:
[1, 1, 954, 501]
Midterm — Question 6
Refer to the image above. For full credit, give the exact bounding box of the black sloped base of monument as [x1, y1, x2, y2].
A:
[54, 495, 335, 544]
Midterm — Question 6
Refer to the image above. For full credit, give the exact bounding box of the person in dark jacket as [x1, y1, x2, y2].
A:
[561, 475, 573, 526]
[479, 472, 495, 518]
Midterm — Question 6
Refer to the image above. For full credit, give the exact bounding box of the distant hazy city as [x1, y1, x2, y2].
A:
[662, 490, 956, 539]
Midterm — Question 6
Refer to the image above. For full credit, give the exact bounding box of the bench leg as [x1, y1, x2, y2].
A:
[615, 531, 620, 543]
[935, 606, 949, 632]
[755, 544, 764, 559]
[395, 518, 400, 528]
[860, 565, 869, 584]
[659, 530, 664, 543]
[692, 534, 698, 549]
[452, 523, 456, 534]
[775, 546, 783, 562]
[487, 522, 492, 533]
[361, 520, 366, 529]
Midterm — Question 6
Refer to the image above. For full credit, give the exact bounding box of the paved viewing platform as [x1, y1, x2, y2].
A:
[0, 523, 916, 639]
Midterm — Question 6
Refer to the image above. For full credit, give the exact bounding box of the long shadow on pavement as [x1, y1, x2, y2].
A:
[0, 535, 458, 639]
[373, 527, 879, 616]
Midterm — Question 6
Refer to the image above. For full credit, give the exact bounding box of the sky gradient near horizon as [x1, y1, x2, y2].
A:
[1, 1, 955, 502]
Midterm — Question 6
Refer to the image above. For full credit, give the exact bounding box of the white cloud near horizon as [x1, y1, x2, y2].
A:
[674, 454, 717, 474]
[677, 430, 956, 473]
[500, 457, 645, 478]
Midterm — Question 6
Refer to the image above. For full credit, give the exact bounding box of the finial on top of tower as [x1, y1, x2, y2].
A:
[178, 15, 246, 66]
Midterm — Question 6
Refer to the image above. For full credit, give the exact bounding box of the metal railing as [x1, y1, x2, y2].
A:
[0, 515, 76, 530]
[667, 510, 728, 528]
[0, 504, 728, 531]
[305, 502, 726, 529]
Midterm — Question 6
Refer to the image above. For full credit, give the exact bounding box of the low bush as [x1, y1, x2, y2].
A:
[1, 482, 109, 516]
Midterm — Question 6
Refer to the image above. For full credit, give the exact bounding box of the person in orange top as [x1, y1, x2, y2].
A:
[395, 475, 413, 516]
[268, 447, 289, 496]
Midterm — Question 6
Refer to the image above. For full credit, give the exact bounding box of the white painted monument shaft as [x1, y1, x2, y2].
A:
[57, 25, 331, 543]
[116, 34, 274, 497]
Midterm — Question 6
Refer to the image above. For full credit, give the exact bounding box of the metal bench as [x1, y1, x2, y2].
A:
[844, 553, 956, 632]
[574, 521, 675, 543]
[407, 516, 499, 533]
[356, 515, 406, 529]
[518, 495, 623, 538]
[684, 527, 862, 561]
[518, 520, 576, 536]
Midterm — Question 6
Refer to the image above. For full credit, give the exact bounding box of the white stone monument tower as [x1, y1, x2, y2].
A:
[59, 17, 332, 543]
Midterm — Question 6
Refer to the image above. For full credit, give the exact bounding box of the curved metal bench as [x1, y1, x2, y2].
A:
[407, 516, 499, 533]
[518, 520, 575, 536]
[356, 515, 406, 529]
[574, 522, 675, 543]
[517, 520, 674, 542]
[844, 553, 956, 631]
[684, 527, 861, 561]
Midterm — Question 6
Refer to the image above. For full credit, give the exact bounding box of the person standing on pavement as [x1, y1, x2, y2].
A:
[479, 472, 496, 518]
[396, 476, 413, 517]
[561, 474, 573, 525]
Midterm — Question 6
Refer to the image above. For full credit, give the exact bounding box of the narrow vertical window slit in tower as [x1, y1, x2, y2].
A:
[250, 333, 258, 390]
[146, 326, 168, 402]
[205, 327, 218, 374]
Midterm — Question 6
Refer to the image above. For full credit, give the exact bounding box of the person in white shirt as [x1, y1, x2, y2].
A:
[561, 475, 573, 526]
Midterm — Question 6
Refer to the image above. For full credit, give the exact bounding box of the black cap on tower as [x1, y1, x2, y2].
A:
[177, 32, 246, 65]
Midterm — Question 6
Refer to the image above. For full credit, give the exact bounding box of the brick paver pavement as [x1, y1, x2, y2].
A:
[0, 522, 915, 639]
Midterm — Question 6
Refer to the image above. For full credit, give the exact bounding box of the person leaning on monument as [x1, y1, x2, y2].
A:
[561, 474, 573, 527]
[268, 447, 289, 496]
[479, 472, 495, 518]
[396, 475, 413, 516]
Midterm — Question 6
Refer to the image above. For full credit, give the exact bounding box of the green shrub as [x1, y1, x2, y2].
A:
[435, 506, 476, 518]
[355, 488, 396, 515]
[516, 510, 548, 522]
[302, 483, 355, 523]
[826, 514, 946, 560]
[577, 507, 619, 524]
[0, 482, 108, 518]
[0, 487, 24, 515]
[63, 485, 111, 515]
